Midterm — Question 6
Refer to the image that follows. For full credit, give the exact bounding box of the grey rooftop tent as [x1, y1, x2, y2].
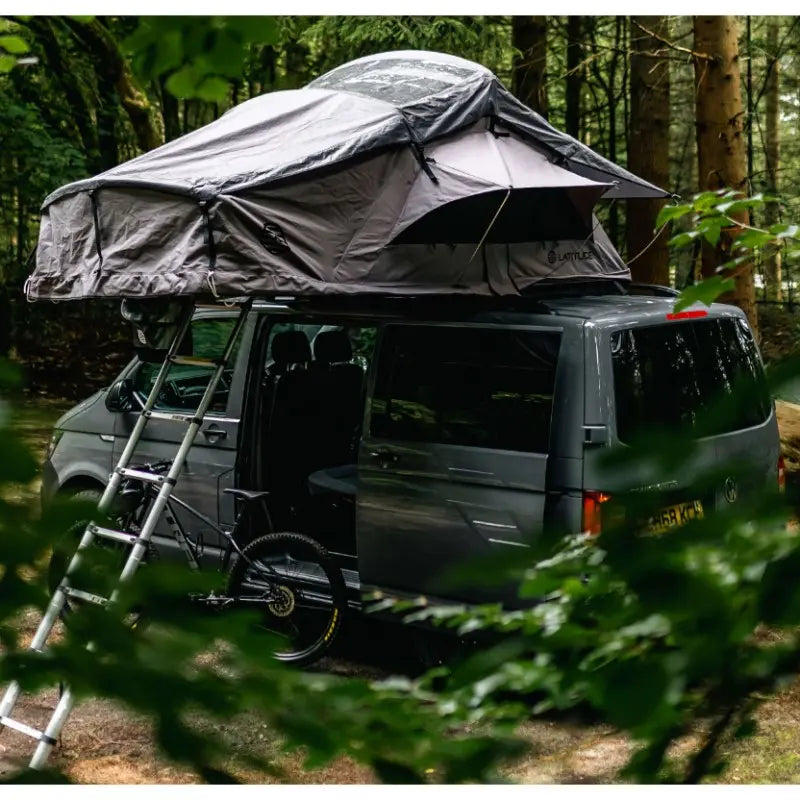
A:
[27, 50, 667, 301]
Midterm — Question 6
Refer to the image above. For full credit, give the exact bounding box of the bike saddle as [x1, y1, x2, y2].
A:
[224, 488, 271, 503]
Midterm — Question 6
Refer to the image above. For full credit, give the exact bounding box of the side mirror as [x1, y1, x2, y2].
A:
[105, 378, 134, 412]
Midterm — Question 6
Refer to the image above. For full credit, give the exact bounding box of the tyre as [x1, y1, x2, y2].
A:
[226, 532, 346, 667]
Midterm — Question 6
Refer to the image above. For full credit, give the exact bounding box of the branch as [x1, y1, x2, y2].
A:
[632, 20, 716, 62]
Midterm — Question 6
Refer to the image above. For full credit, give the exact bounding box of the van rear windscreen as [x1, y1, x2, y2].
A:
[611, 317, 771, 442]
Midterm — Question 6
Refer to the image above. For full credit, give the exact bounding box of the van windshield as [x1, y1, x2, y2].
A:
[611, 317, 771, 442]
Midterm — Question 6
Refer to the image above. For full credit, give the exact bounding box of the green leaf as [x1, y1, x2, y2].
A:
[734, 229, 774, 250]
[0, 35, 28, 54]
[195, 75, 231, 102]
[701, 220, 724, 246]
[0, 53, 16, 72]
[151, 30, 184, 75]
[668, 230, 701, 248]
[673, 275, 736, 312]
[655, 204, 692, 229]
[769, 223, 800, 240]
[226, 16, 279, 44]
[165, 65, 200, 99]
[757, 549, 800, 625]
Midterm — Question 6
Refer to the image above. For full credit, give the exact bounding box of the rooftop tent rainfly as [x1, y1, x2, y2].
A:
[26, 50, 668, 302]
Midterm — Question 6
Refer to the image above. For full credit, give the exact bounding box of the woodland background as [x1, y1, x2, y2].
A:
[0, 15, 797, 396]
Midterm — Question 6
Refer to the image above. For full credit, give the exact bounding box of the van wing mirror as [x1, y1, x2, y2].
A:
[106, 378, 135, 412]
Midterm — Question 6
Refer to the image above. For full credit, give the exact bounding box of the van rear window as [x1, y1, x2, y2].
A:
[611, 317, 771, 442]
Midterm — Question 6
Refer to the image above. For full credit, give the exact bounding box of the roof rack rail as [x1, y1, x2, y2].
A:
[627, 283, 680, 297]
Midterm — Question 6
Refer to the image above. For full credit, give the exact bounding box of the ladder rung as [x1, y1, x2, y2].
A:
[117, 467, 166, 484]
[170, 355, 218, 368]
[145, 410, 199, 424]
[0, 716, 56, 744]
[88, 524, 139, 547]
[62, 587, 110, 607]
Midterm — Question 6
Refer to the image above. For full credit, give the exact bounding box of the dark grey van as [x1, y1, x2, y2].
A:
[42, 288, 782, 608]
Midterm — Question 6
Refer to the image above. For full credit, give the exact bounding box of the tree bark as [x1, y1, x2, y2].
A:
[764, 18, 782, 301]
[627, 16, 670, 285]
[512, 16, 548, 118]
[566, 16, 582, 139]
[68, 18, 162, 153]
[693, 15, 757, 336]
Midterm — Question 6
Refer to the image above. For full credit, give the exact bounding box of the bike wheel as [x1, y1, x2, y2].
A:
[225, 532, 346, 667]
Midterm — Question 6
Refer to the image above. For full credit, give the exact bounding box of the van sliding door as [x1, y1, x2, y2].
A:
[357, 323, 562, 604]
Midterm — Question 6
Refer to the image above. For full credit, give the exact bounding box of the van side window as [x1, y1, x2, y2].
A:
[370, 325, 561, 453]
[133, 317, 242, 413]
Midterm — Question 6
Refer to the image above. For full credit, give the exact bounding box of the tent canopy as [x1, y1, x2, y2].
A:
[27, 51, 666, 301]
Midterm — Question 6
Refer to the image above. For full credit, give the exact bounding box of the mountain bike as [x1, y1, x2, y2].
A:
[49, 460, 346, 666]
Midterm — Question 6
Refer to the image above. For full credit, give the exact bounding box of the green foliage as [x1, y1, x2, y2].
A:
[125, 17, 280, 101]
[0, 21, 31, 73]
[659, 190, 800, 310]
[0, 360, 523, 782]
[298, 16, 509, 77]
[382, 464, 799, 782]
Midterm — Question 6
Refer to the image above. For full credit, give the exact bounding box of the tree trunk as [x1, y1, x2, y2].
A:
[764, 18, 782, 301]
[68, 18, 162, 153]
[566, 16, 582, 138]
[607, 17, 623, 247]
[512, 16, 548, 117]
[627, 16, 671, 285]
[24, 17, 101, 169]
[96, 70, 121, 171]
[693, 16, 757, 336]
[160, 76, 181, 142]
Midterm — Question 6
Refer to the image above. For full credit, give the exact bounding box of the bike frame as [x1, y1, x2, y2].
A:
[131, 481, 264, 577]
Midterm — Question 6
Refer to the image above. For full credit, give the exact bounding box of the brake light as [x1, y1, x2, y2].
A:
[666, 309, 708, 321]
[778, 454, 786, 494]
[582, 491, 611, 536]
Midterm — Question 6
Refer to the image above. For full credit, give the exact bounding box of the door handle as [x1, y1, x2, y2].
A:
[202, 424, 227, 443]
[369, 448, 398, 467]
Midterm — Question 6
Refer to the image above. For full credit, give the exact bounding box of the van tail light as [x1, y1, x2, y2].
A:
[666, 309, 708, 321]
[778, 454, 786, 494]
[582, 491, 611, 536]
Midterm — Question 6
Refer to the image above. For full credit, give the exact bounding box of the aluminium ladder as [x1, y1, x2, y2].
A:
[0, 298, 252, 769]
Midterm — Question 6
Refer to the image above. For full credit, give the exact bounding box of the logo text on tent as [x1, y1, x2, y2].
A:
[547, 249, 594, 265]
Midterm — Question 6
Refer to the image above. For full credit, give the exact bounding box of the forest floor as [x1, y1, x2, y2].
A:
[3, 399, 800, 784]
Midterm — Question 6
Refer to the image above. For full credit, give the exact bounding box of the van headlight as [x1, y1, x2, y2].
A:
[46, 429, 64, 460]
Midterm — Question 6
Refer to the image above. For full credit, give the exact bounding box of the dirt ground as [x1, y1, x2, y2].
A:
[3, 402, 800, 783]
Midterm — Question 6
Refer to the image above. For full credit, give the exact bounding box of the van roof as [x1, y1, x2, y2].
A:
[230, 290, 746, 329]
[539, 294, 746, 326]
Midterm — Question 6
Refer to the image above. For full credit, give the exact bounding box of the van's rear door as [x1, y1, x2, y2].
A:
[584, 310, 779, 529]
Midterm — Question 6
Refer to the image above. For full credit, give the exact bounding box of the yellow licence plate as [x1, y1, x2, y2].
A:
[646, 500, 704, 534]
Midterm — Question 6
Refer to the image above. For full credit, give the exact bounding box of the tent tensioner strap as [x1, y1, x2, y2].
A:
[410, 143, 438, 184]
[199, 200, 219, 297]
[89, 190, 104, 269]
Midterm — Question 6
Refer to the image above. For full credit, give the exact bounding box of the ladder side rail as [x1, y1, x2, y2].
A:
[112, 299, 252, 590]
[95, 302, 196, 517]
[2, 302, 198, 722]
[5, 300, 252, 770]
[1, 305, 197, 729]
